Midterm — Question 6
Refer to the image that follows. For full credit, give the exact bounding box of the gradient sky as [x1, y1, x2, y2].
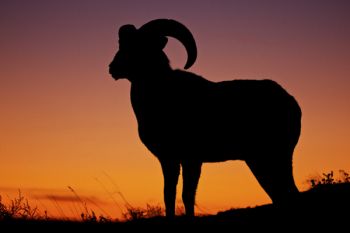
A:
[1, 0, 350, 219]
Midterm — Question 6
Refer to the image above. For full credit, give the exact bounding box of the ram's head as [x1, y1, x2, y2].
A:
[109, 19, 197, 80]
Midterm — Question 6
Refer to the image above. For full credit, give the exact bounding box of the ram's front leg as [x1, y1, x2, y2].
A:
[160, 159, 180, 218]
[181, 161, 202, 217]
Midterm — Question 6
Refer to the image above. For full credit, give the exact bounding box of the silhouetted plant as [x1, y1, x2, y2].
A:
[308, 170, 350, 188]
[144, 204, 163, 218]
[175, 205, 185, 216]
[0, 190, 43, 220]
[123, 204, 164, 221]
[77, 206, 113, 223]
[338, 170, 350, 183]
[81, 210, 97, 223]
[67, 186, 113, 223]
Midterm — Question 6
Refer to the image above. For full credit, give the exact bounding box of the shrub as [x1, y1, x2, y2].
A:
[308, 170, 350, 188]
[122, 204, 164, 221]
[0, 190, 44, 220]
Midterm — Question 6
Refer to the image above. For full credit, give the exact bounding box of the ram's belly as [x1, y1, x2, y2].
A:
[139, 123, 262, 162]
[141, 135, 244, 162]
[138, 113, 295, 163]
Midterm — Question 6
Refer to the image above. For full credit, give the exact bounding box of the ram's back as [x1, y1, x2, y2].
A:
[135, 70, 301, 161]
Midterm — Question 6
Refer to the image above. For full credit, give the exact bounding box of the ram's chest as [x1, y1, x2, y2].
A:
[131, 85, 171, 128]
[130, 84, 199, 150]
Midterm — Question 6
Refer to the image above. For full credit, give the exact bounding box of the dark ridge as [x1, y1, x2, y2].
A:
[1, 183, 348, 231]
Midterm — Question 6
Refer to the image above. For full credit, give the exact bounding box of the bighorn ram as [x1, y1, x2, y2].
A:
[109, 19, 302, 217]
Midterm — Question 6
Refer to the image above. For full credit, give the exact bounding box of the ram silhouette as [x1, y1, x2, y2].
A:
[109, 19, 302, 217]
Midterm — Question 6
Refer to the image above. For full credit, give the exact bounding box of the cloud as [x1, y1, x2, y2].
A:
[32, 194, 108, 205]
[0, 186, 64, 193]
[0, 186, 109, 206]
[0, 186, 18, 192]
[33, 194, 81, 202]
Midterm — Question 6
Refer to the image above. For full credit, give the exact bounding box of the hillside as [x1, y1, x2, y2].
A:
[1, 183, 349, 231]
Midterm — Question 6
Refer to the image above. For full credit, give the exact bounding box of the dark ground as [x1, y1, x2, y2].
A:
[1, 183, 349, 232]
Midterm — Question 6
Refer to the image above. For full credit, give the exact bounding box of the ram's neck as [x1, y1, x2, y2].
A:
[129, 69, 172, 121]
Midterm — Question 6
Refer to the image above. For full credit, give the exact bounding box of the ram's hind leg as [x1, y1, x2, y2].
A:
[181, 161, 202, 217]
[246, 150, 299, 206]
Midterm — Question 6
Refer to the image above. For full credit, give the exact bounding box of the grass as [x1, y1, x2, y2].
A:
[1, 170, 349, 230]
[0, 190, 45, 221]
[307, 169, 350, 187]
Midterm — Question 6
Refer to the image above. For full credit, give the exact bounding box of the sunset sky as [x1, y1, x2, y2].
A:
[1, 0, 350, 219]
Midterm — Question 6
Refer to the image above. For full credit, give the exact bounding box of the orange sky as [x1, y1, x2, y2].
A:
[1, 1, 350, 219]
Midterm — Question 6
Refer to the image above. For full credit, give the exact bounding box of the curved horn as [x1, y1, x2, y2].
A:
[139, 19, 197, 69]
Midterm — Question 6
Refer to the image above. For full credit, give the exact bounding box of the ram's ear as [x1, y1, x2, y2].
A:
[118, 24, 137, 47]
